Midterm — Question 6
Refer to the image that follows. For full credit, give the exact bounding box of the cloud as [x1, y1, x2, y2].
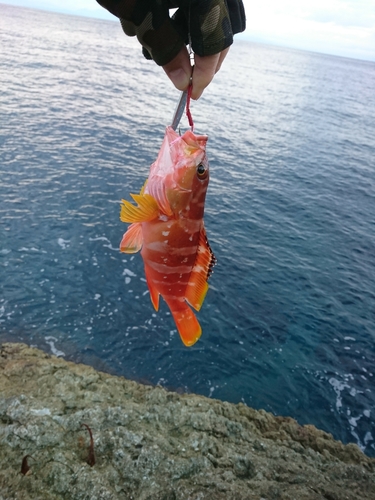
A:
[1, 0, 116, 20]
[305, 0, 375, 29]
[242, 0, 375, 61]
[2, 0, 375, 61]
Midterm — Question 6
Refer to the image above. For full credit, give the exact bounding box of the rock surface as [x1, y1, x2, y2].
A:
[0, 342, 374, 500]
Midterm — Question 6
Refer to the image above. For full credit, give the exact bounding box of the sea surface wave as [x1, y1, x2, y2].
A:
[1, 4, 375, 456]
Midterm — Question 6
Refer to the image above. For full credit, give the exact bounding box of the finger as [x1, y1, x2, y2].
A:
[215, 47, 230, 73]
[191, 53, 219, 100]
[162, 46, 192, 92]
[191, 48, 230, 100]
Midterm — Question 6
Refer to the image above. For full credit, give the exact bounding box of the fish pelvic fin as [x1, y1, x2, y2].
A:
[171, 305, 202, 347]
[120, 222, 143, 254]
[120, 192, 159, 224]
[185, 225, 216, 311]
[145, 268, 160, 311]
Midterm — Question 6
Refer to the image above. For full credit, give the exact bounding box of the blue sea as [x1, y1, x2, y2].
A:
[1, 4, 375, 456]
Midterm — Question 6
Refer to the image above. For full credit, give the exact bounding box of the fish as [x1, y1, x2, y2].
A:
[119, 126, 216, 347]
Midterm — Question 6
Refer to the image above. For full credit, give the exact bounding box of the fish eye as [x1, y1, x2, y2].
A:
[197, 163, 207, 179]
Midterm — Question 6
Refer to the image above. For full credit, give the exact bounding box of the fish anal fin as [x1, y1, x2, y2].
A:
[120, 223, 143, 254]
[145, 269, 160, 311]
[120, 193, 159, 224]
[171, 306, 202, 347]
[185, 226, 216, 311]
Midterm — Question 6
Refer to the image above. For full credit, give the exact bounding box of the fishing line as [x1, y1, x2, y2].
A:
[186, 0, 194, 131]
[186, 68, 194, 130]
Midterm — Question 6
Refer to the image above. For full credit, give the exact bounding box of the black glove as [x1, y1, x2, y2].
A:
[96, 0, 246, 66]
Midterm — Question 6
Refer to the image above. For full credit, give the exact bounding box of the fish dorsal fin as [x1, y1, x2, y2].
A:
[120, 191, 159, 224]
[120, 222, 143, 254]
[185, 225, 216, 312]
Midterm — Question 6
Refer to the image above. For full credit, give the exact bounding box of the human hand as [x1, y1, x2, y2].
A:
[163, 46, 230, 100]
[97, 0, 245, 99]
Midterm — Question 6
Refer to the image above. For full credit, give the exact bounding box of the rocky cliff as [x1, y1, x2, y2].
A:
[0, 343, 374, 499]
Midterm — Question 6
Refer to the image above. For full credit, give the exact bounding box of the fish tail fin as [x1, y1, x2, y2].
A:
[170, 305, 202, 347]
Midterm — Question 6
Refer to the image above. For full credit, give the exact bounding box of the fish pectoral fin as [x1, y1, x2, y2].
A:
[120, 193, 159, 223]
[145, 268, 160, 311]
[120, 223, 143, 253]
[185, 226, 216, 311]
[171, 306, 202, 347]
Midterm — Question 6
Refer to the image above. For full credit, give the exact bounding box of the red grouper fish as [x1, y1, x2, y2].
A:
[119, 126, 216, 347]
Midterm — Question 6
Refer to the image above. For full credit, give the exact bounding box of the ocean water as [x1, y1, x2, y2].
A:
[1, 4, 375, 456]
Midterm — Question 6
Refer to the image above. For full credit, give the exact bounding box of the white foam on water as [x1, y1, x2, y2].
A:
[123, 268, 137, 277]
[45, 336, 65, 357]
[89, 236, 118, 251]
[347, 412, 372, 451]
[89, 236, 109, 243]
[103, 243, 118, 251]
[328, 375, 373, 452]
[19, 247, 47, 253]
[208, 381, 219, 398]
[329, 377, 350, 410]
[57, 238, 70, 249]
[364, 432, 373, 445]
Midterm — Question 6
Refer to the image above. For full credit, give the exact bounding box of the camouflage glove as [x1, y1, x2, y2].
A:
[96, 0, 246, 66]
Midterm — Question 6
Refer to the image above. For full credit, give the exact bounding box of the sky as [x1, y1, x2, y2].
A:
[1, 0, 375, 62]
